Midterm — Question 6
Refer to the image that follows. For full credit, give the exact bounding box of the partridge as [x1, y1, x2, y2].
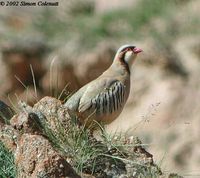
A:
[64, 44, 142, 127]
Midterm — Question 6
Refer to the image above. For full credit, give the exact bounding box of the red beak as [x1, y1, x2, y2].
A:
[133, 47, 143, 54]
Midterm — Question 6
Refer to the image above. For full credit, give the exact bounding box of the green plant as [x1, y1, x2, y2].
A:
[0, 142, 17, 178]
[37, 113, 162, 177]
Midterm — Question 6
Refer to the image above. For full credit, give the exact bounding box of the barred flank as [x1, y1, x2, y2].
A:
[93, 82, 126, 115]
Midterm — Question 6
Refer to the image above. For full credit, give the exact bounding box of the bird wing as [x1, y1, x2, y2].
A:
[64, 79, 107, 111]
[78, 78, 126, 115]
[64, 86, 86, 111]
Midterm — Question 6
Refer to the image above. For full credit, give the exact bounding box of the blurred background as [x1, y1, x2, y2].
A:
[0, 0, 200, 176]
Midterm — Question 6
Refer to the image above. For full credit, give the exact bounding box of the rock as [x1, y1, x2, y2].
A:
[0, 125, 18, 152]
[81, 174, 96, 178]
[9, 96, 72, 136]
[0, 97, 182, 178]
[83, 151, 126, 177]
[33, 96, 71, 133]
[15, 134, 80, 178]
[0, 102, 18, 153]
[0, 100, 15, 124]
[9, 100, 45, 134]
[81, 135, 162, 178]
[10, 111, 44, 134]
[0, 97, 80, 178]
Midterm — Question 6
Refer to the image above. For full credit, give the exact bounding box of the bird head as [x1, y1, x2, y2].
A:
[115, 44, 143, 68]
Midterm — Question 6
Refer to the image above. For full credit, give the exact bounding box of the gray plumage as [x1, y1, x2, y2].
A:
[64, 44, 142, 126]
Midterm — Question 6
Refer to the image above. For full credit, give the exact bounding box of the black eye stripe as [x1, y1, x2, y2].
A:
[121, 47, 135, 52]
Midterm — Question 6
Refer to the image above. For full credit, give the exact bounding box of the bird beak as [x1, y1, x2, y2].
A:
[133, 47, 143, 54]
